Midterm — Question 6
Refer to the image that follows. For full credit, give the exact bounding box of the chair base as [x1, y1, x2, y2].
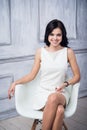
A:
[31, 119, 68, 130]
[31, 119, 39, 130]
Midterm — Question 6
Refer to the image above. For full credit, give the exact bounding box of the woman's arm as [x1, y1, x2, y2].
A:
[67, 48, 81, 85]
[8, 48, 41, 99]
[56, 48, 81, 92]
[14, 48, 41, 84]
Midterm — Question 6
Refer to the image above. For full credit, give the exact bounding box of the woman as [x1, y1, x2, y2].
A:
[8, 19, 80, 130]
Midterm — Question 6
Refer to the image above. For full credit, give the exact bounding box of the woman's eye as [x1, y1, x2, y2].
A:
[50, 33, 54, 36]
[57, 34, 62, 36]
[49, 34, 62, 36]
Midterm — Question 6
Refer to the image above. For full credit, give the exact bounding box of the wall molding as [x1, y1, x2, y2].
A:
[0, 73, 14, 100]
[0, 73, 14, 80]
[0, 55, 34, 64]
[0, 0, 12, 46]
[39, 0, 76, 40]
[75, 48, 87, 54]
[0, 48, 87, 64]
[0, 109, 18, 121]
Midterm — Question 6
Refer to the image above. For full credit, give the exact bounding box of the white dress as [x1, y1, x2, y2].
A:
[33, 47, 72, 110]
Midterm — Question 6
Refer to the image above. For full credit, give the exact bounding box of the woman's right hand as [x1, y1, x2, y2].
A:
[8, 82, 16, 99]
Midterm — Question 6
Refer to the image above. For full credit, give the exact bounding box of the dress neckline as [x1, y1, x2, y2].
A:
[43, 46, 66, 54]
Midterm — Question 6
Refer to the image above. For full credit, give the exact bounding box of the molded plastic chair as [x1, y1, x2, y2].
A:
[15, 73, 80, 130]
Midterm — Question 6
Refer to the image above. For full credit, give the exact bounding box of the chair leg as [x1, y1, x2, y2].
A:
[63, 121, 68, 130]
[31, 119, 68, 130]
[31, 119, 39, 130]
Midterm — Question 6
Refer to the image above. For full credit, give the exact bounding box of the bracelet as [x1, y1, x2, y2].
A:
[64, 81, 69, 87]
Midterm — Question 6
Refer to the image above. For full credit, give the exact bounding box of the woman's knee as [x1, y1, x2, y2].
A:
[47, 93, 59, 105]
[56, 105, 64, 116]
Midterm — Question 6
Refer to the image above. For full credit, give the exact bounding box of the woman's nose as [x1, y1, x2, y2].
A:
[54, 35, 57, 40]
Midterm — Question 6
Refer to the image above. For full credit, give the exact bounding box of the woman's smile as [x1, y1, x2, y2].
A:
[48, 27, 62, 47]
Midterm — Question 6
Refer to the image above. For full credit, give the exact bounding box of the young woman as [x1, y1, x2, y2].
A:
[8, 19, 80, 130]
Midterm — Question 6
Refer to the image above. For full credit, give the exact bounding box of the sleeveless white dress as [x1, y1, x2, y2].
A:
[33, 47, 72, 110]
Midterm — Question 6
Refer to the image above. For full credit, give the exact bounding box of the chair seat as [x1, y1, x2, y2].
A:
[17, 105, 43, 119]
[15, 81, 80, 119]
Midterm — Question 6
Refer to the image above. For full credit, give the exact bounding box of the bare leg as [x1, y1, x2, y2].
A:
[52, 105, 64, 130]
[42, 93, 66, 130]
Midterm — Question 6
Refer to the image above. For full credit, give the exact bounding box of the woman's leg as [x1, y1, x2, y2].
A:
[52, 105, 64, 130]
[42, 93, 66, 130]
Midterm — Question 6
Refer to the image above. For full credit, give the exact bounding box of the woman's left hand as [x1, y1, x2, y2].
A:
[55, 83, 66, 92]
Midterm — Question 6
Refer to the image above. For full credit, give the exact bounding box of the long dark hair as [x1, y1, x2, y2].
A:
[44, 19, 69, 47]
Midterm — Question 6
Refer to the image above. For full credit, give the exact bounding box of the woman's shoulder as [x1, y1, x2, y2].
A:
[67, 47, 75, 55]
[36, 48, 41, 53]
[36, 46, 45, 54]
[67, 47, 76, 59]
[35, 48, 42, 59]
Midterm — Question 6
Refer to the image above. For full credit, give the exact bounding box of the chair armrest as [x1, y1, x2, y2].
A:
[64, 82, 80, 117]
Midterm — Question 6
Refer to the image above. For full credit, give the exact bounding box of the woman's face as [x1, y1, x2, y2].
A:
[48, 27, 62, 47]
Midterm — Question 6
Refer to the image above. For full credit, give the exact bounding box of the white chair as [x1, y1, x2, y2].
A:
[15, 73, 80, 130]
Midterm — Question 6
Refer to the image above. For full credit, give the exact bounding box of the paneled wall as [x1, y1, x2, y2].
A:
[0, 0, 87, 120]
